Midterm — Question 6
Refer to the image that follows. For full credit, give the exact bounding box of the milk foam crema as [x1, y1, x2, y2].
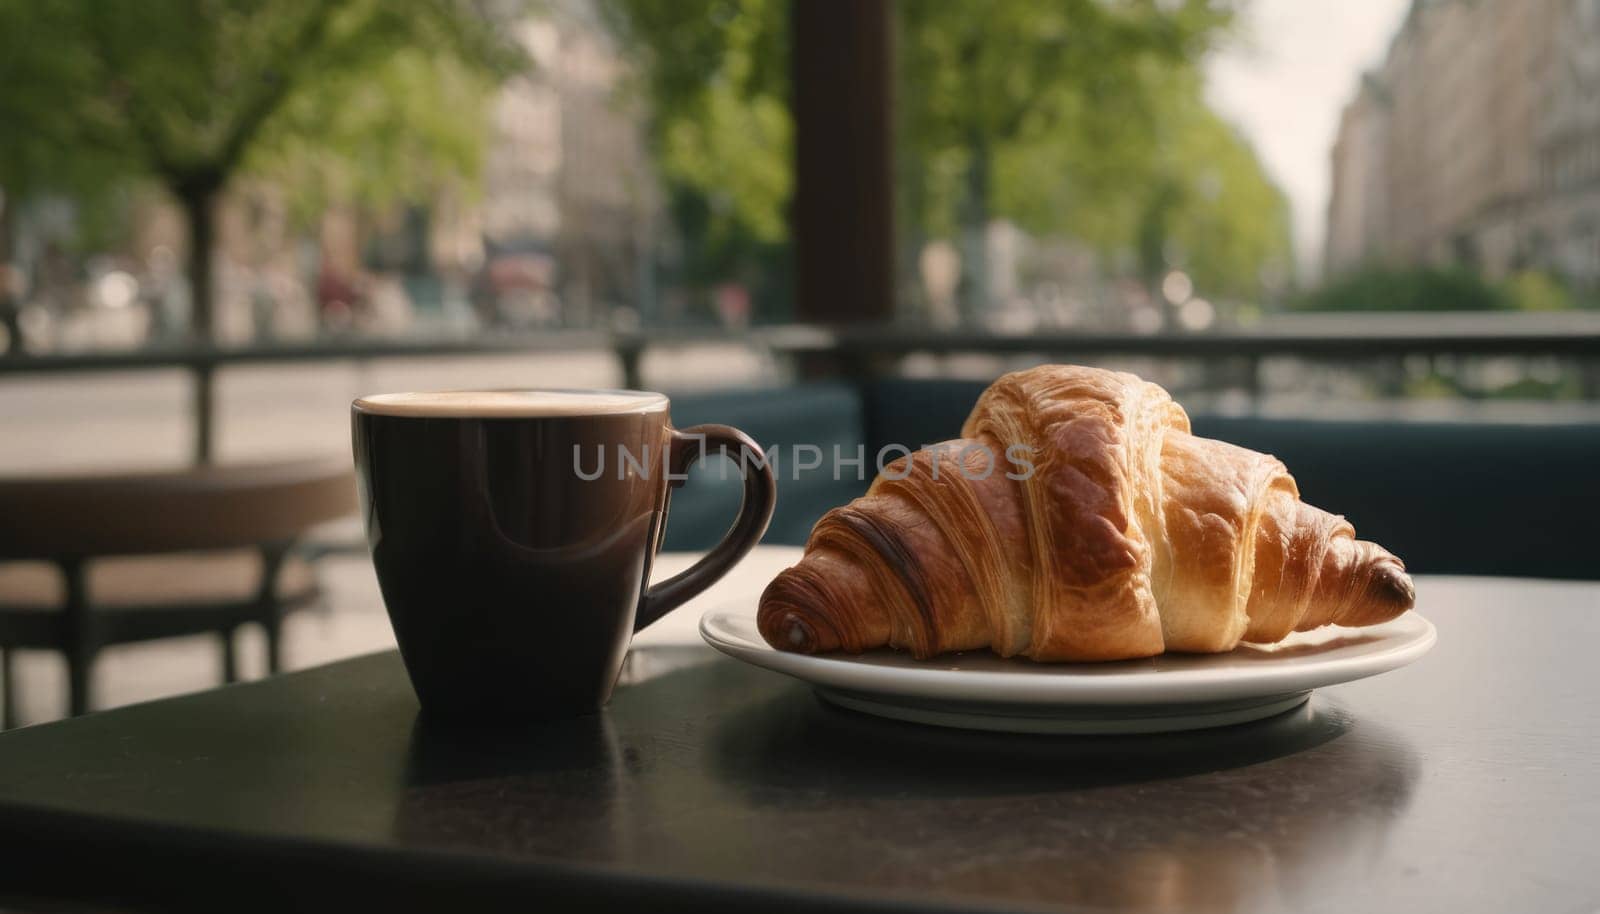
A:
[354, 389, 669, 418]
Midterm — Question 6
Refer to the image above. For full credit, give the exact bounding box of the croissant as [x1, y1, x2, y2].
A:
[759, 365, 1415, 661]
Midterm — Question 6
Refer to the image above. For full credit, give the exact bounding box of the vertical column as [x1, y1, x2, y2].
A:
[193, 362, 216, 465]
[791, 0, 896, 325]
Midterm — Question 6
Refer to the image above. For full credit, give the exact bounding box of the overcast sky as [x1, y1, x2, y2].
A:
[1204, 0, 1412, 280]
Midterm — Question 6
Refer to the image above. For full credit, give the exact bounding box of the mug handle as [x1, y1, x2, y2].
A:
[634, 424, 777, 632]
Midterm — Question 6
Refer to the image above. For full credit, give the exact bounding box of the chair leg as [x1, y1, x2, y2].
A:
[264, 617, 284, 676]
[221, 629, 240, 684]
[255, 543, 292, 678]
[1, 649, 16, 730]
[66, 647, 92, 718]
[61, 558, 94, 718]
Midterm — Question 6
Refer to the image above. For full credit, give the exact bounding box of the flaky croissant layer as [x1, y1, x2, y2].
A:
[759, 365, 1415, 661]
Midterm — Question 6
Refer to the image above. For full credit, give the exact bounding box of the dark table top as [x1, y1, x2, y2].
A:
[0, 575, 1596, 913]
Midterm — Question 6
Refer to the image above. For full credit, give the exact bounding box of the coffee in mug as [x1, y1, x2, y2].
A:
[352, 389, 775, 720]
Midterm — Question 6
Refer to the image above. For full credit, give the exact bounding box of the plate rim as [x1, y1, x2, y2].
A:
[698, 607, 1437, 706]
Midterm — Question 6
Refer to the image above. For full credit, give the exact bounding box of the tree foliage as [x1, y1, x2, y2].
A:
[898, 0, 1225, 233]
[1297, 265, 1589, 312]
[0, 0, 524, 333]
[600, 0, 791, 308]
[1296, 266, 1510, 312]
[899, 0, 1289, 310]
[983, 62, 1291, 300]
[602, 0, 1290, 318]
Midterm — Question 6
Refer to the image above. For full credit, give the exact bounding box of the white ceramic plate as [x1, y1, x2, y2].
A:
[699, 608, 1436, 734]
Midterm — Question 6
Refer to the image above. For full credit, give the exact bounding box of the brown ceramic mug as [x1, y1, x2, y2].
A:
[352, 389, 775, 720]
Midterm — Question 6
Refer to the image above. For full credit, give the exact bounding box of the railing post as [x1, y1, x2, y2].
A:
[615, 338, 645, 391]
[193, 362, 215, 465]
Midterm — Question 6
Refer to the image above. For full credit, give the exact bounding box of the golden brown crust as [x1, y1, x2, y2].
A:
[758, 365, 1415, 661]
[960, 366, 1180, 660]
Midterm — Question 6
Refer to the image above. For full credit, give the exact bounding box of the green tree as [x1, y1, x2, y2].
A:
[1501, 269, 1575, 312]
[899, 0, 1240, 312]
[601, 0, 1286, 322]
[1295, 266, 1510, 312]
[0, 1, 143, 329]
[0, 0, 523, 339]
[600, 0, 791, 319]
[1299, 265, 1590, 313]
[983, 61, 1291, 304]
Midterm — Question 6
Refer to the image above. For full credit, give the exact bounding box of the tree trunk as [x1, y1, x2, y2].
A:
[177, 184, 220, 342]
[959, 138, 991, 324]
[0, 190, 13, 265]
[0, 193, 20, 351]
[897, 155, 931, 323]
[1137, 180, 1182, 332]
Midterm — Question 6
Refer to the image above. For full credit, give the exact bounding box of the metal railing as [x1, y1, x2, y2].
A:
[4, 313, 1600, 463]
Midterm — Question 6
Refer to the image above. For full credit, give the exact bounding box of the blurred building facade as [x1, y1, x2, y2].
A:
[464, 0, 658, 330]
[1325, 0, 1600, 282]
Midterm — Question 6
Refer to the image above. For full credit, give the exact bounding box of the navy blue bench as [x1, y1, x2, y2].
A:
[661, 383, 869, 552]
